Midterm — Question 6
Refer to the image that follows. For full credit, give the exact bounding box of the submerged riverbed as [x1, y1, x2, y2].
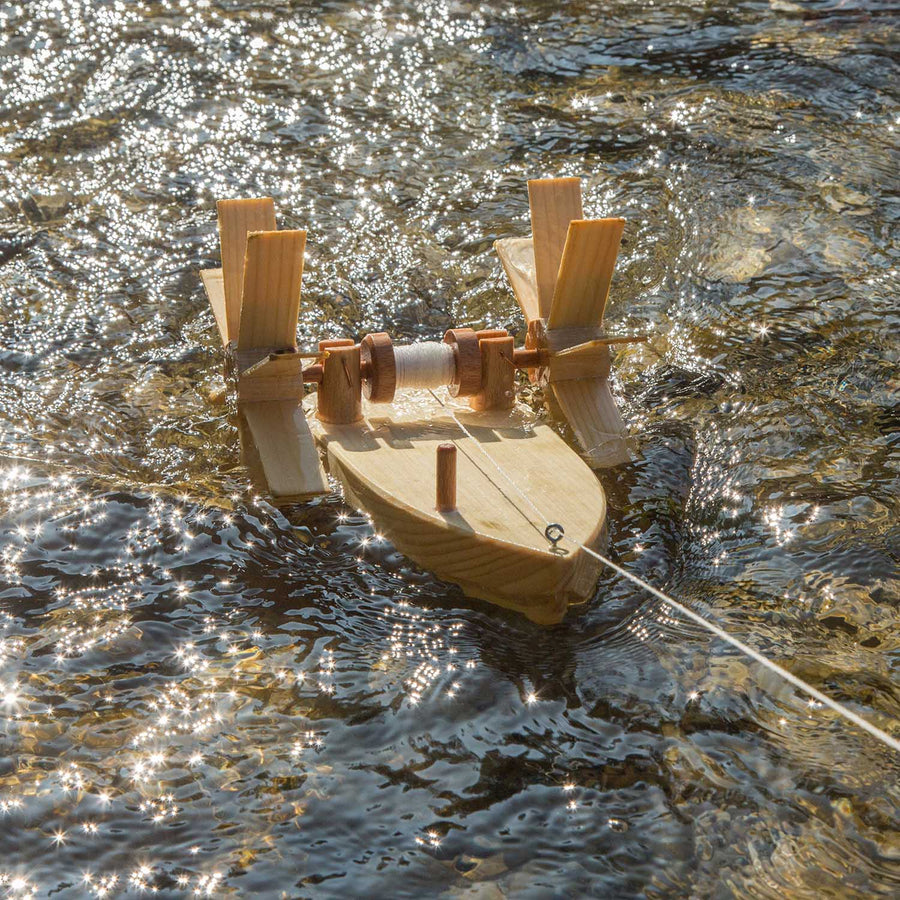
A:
[0, 0, 898, 896]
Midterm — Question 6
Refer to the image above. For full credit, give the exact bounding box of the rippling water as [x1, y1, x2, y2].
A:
[0, 0, 898, 896]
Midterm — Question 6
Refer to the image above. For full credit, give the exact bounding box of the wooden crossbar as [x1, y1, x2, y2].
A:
[237, 230, 306, 351]
[548, 339, 611, 383]
[528, 178, 583, 319]
[217, 198, 276, 343]
[547, 218, 625, 330]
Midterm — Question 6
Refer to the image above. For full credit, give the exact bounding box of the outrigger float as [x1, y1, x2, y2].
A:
[200, 178, 647, 624]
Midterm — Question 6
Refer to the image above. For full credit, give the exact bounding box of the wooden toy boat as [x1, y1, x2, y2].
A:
[199, 178, 646, 623]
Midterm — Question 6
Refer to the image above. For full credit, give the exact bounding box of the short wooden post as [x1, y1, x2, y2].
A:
[470, 335, 515, 411]
[316, 344, 363, 424]
[436, 443, 457, 512]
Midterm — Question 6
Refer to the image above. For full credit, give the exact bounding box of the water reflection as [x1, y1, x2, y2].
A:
[1, 0, 899, 896]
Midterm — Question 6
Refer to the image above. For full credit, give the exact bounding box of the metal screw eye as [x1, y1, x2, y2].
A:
[544, 523, 565, 547]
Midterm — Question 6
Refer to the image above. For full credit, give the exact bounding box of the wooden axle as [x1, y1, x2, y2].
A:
[239, 327, 648, 424]
[238, 328, 648, 421]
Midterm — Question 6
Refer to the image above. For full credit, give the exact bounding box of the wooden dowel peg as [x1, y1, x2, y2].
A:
[512, 347, 548, 369]
[302, 364, 324, 384]
[316, 344, 362, 424]
[555, 333, 650, 349]
[240, 350, 303, 380]
[436, 443, 457, 512]
[470, 335, 516, 412]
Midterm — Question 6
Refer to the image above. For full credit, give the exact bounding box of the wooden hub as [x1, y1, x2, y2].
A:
[443, 327, 482, 398]
[360, 332, 397, 403]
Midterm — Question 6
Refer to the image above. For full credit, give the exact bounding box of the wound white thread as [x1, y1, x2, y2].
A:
[395, 341, 456, 390]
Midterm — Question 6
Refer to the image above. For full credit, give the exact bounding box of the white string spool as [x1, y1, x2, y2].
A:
[394, 341, 456, 391]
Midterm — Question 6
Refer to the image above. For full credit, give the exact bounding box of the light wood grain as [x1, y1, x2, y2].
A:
[242, 400, 328, 498]
[316, 344, 362, 424]
[217, 198, 276, 344]
[470, 336, 515, 412]
[238, 351, 324, 401]
[494, 237, 539, 322]
[551, 378, 630, 467]
[548, 341, 611, 383]
[237, 230, 306, 351]
[528, 178, 583, 318]
[240, 351, 304, 380]
[548, 335, 646, 383]
[238, 347, 304, 402]
[308, 392, 606, 623]
[435, 443, 457, 512]
[237, 376, 304, 402]
[547, 218, 624, 329]
[200, 268, 229, 347]
[444, 328, 482, 398]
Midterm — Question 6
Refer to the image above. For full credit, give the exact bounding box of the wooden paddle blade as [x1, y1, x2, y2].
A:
[242, 400, 328, 498]
[217, 198, 276, 344]
[551, 377, 630, 467]
[238, 352, 305, 403]
[200, 268, 229, 348]
[528, 177, 583, 319]
[494, 237, 540, 322]
[547, 218, 625, 330]
[237, 230, 306, 351]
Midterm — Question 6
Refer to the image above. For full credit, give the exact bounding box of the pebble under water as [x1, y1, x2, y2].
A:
[0, 1, 898, 897]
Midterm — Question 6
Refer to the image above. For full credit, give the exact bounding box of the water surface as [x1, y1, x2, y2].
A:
[0, 0, 898, 896]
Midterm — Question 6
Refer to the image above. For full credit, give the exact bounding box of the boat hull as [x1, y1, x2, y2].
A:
[308, 392, 607, 624]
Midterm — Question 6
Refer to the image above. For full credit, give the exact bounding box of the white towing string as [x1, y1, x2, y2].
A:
[428, 390, 900, 755]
